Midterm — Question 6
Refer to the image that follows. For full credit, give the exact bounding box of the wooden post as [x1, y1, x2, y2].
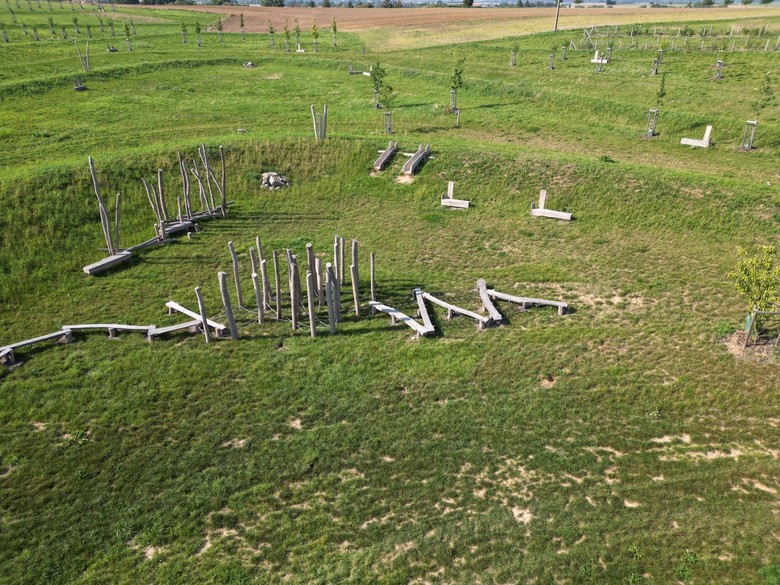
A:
[228, 241, 244, 309]
[306, 270, 316, 338]
[273, 250, 282, 319]
[194, 286, 210, 343]
[157, 168, 168, 222]
[306, 243, 316, 277]
[326, 262, 336, 335]
[88, 156, 115, 256]
[291, 257, 300, 331]
[199, 144, 216, 212]
[114, 192, 121, 251]
[176, 196, 182, 223]
[351, 239, 359, 317]
[351, 264, 360, 317]
[311, 105, 319, 139]
[744, 308, 757, 349]
[252, 271, 264, 324]
[370, 252, 376, 308]
[249, 246, 259, 277]
[218, 271, 238, 340]
[315, 257, 324, 307]
[333, 235, 339, 285]
[219, 145, 227, 217]
[256, 238, 271, 307]
[339, 236, 345, 285]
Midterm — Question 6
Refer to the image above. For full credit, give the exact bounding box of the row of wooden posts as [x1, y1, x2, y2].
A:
[207, 235, 376, 341]
[84, 145, 229, 275]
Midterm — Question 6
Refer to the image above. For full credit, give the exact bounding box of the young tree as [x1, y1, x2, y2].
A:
[282, 18, 290, 50]
[753, 72, 775, 119]
[48, 15, 53, 34]
[72, 15, 78, 33]
[655, 72, 666, 109]
[217, 17, 223, 43]
[463, 0, 474, 5]
[267, 19, 275, 46]
[180, 18, 187, 44]
[311, 20, 318, 51]
[330, 16, 336, 46]
[195, 19, 201, 46]
[370, 61, 387, 108]
[449, 57, 465, 110]
[293, 17, 300, 47]
[323, 0, 331, 6]
[239, 13, 244, 41]
[730, 246, 780, 327]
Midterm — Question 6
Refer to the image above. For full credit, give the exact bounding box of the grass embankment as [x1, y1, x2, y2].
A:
[1, 4, 779, 584]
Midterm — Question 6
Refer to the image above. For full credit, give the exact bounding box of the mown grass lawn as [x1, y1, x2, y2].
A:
[1, 4, 779, 584]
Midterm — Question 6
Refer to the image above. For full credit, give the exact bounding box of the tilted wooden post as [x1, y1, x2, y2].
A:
[195, 286, 210, 343]
[88, 156, 115, 256]
[306, 270, 316, 338]
[315, 257, 324, 307]
[218, 271, 239, 340]
[228, 241, 244, 309]
[339, 236, 345, 285]
[157, 168, 168, 222]
[333, 235, 339, 286]
[257, 237, 271, 308]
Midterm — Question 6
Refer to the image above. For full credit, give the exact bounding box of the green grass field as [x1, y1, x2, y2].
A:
[1, 3, 779, 584]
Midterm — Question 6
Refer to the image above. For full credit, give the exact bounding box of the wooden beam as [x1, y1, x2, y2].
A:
[165, 301, 228, 333]
[82, 251, 132, 275]
[228, 241, 244, 309]
[306, 270, 316, 338]
[413, 289, 435, 334]
[486, 289, 569, 315]
[369, 301, 432, 338]
[420, 291, 491, 328]
[194, 287, 210, 343]
[218, 271, 239, 340]
[477, 279, 504, 322]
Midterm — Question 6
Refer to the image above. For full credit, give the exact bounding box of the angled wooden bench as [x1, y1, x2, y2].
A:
[477, 279, 504, 323]
[401, 144, 431, 176]
[373, 141, 398, 171]
[680, 125, 713, 148]
[420, 291, 492, 328]
[166, 301, 229, 336]
[531, 189, 572, 221]
[440, 181, 470, 209]
[487, 288, 569, 316]
[369, 301, 435, 339]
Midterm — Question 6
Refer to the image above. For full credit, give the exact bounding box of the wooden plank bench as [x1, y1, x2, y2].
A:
[401, 144, 430, 176]
[1, 330, 73, 367]
[369, 301, 434, 338]
[680, 125, 713, 148]
[165, 301, 229, 336]
[531, 189, 572, 221]
[147, 320, 201, 341]
[476, 279, 504, 323]
[373, 141, 398, 171]
[487, 289, 569, 316]
[163, 220, 194, 237]
[62, 324, 153, 338]
[83, 251, 133, 275]
[420, 291, 492, 328]
[441, 181, 470, 209]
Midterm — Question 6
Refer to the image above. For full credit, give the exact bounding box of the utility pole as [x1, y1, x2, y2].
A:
[554, 0, 561, 32]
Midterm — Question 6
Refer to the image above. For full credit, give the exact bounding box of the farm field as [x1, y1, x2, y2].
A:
[1, 3, 779, 584]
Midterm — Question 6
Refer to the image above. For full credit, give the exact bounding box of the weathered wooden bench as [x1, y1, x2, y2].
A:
[531, 189, 572, 221]
[477, 279, 504, 323]
[0, 330, 73, 367]
[373, 141, 398, 171]
[62, 324, 153, 338]
[441, 181, 470, 209]
[369, 301, 435, 339]
[680, 125, 713, 148]
[83, 251, 133, 275]
[147, 320, 201, 341]
[420, 291, 492, 328]
[487, 288, 569, 316]
[401, 144, 431, 176]
[166, 301, 229, 336]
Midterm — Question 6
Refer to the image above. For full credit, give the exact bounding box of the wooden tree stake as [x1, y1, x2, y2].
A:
[228, 241, 244, 309]
[195, 286, 210, 343]
[218, 271, 239, 340]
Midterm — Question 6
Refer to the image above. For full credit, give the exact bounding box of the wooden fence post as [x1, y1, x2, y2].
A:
[228, 241, 244, 309]
[306, 270, 316, 338]
[195, 286, 210, 343]
[218, 271, 239, 340]
[273, 250, 282, 319]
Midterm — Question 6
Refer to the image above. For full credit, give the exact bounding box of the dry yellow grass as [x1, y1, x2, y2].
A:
[151, 4, 780, 50]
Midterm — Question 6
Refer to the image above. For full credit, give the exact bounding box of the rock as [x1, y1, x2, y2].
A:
[260, 172, 289, 190]
[243, 61, 256, 68]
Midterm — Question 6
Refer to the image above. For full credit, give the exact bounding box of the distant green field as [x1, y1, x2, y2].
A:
[1, 4, 779, 584]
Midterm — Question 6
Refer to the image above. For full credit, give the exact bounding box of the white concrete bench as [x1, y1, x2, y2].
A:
[680, 125, 713, 148]
[591, 50, 608, 64]
[401, 144, 430, 176]
[531, 189, 572, 221]
[373, 141, 398, 171]
[441, 181, 470, 209]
